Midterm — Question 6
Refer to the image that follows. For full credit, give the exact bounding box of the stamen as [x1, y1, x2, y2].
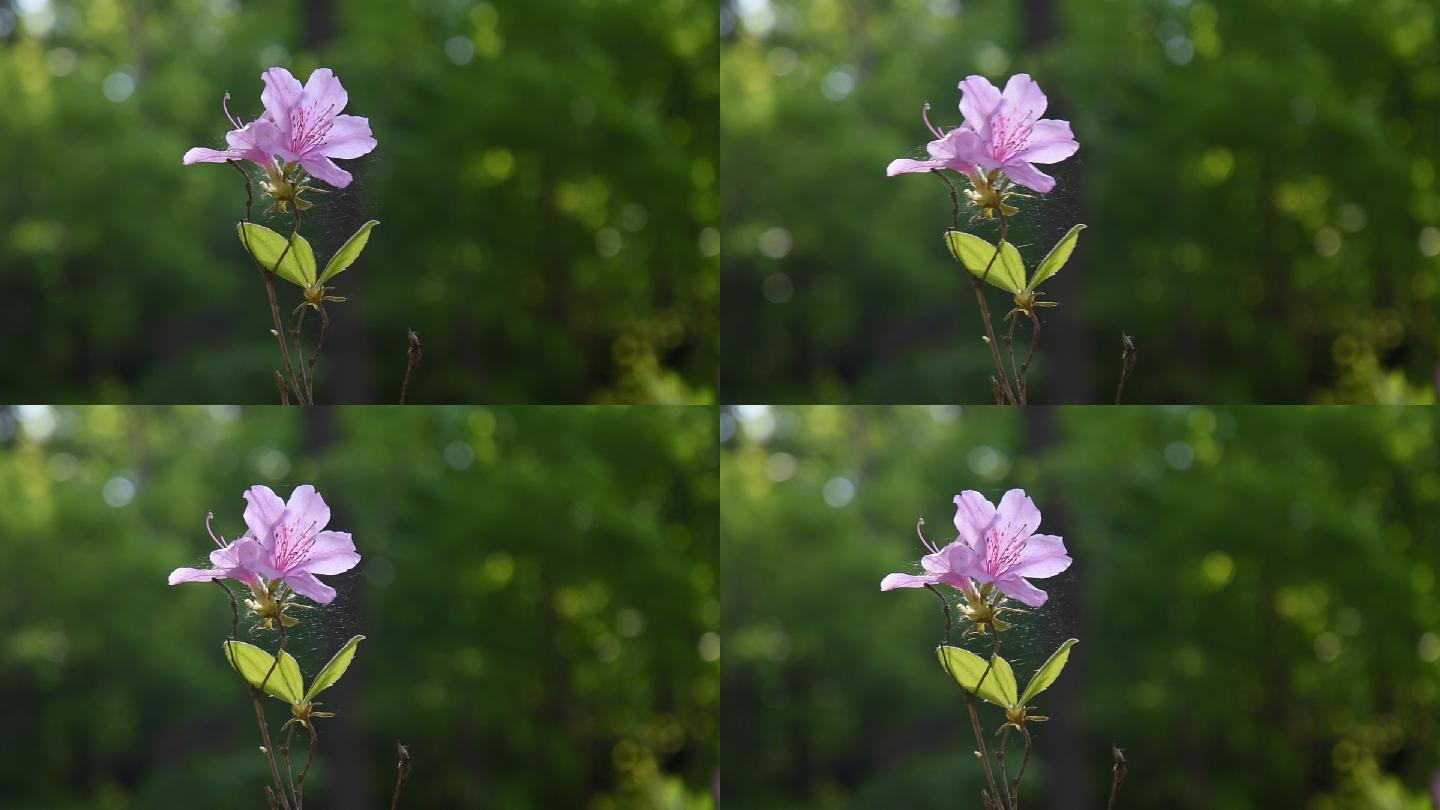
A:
[222, 92, 242, 129]
[922, 102, 945, 139]
[205, 511, 226, 549]
[916, 517, 939, 555]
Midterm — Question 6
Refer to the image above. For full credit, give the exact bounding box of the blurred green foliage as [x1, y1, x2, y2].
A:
[0, 0, 717, 403]
[722, 405, 1440, 808]
[721, 0, 1440, 403]
[0, 405, 718, 808]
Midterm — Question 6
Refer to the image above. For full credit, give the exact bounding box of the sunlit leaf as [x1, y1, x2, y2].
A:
[237, 223, 313, 287]
[937, 644, 1017, 708]
[1026, 224, 1085, 293]
[222, 640, 303, 705]
[304, 634, 366, 703]
[945, 232, 1026, 295]
[319, 220, 380, 285]
[1019, 638, 1079, 706]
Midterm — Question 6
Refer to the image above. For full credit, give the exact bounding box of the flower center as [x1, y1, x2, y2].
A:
[289, 103, 336, 156]
[272, 520, 320, 572]
[987, 110, 1035, 164]
[982, 523, 1028, 577]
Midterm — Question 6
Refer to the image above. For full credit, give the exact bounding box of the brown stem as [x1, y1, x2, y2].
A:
[1107, 746, 1128, 810]
[1004, 317, 1020, 401]
[996, 728, 1012, 808]
[391, 742, 413, 810]
[1011, 726, 1032, 810]
[928, 585, 1006, 808]
[275, 371, 290, 405]
[306, 307, 330, 403]
[296, 723, 317, 809]
[216, 582, 293, 810]
[292, 307, 310, 402]
[400, 330, 423, 404]
[230, 161, 304, 403]
[282, 723, 298, 806]
[1019, 312, 1040, 405]
[1115, 334, 1137, 405]
[934, 170, 1016, 405]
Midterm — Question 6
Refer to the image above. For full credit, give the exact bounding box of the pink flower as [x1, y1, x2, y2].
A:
[886, 74, 1078, 194]
[881, 489, 1071, 608]
[238, 484, 361, 604]
[950, 489, 1071, 606]
[952, 74, 1078, 193]
[168, 484, 360, 606]
[183, 67, 376, 189]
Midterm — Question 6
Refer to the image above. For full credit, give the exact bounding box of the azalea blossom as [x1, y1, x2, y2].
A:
[239, 484, 361, 604]
[950, 488, 1071, 606]
[183, 67, 376, 190]
[881, 489, 1071, 609]
[168, 484, 360, 607]
[952, 74, 1078, 194]
[886, 74, 1078, 195]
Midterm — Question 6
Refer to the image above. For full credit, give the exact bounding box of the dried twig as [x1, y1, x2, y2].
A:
[1107, 746, 1128, 810]
[1115, 334, 1137, 405]
[391, 741, 413, 810]
[399, 331, 423, 404]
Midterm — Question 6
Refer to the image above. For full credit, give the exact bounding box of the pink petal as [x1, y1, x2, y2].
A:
[1000, 160, 1056, 193]
[881, 572, 937, 590]
[300, 156, 353, 188]
[999, 73, 1048, 122]
[995, 574, 1048, 607]
[303, 530, 361, 575]
[182, 147, 236, 165]
[168, 566, 222, 585]
[301, 68, 349, 118]
[260, 67, 304, 132]
[1007, 534, 1071, 579]
[1017, 119, 1078, 164]
[284, 572, 337, 604]
[953, 491, 997, 547]
[993, 489, 1042, 539]
[958, 75, 1003, 134]
[320, 115, 377, 160]
[939, 541, 980, 578]
[887, 157, 942, 176]
[231, 537, 268, 579]
[243, 485, 286, 546]
[283, 485, 331, 534]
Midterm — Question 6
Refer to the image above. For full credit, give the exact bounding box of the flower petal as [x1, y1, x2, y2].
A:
[887, 157, 942, 176]
[993, 489, 1042, 540]
[881, 572, 937, 590]
[302, 68, 349, 118]
[243, 485, 286, 546]
[168, 566, 222, 585]
[182, 147, 236, 164]
[283, 484, 331, 534]
[301, 155, 353, 188]
[320, 114, 376, 160]
[304, 531, 361, 575]
[1008, 534, 1072, 579]
[995, 574, 1048, 607]
[999, 73, 1048, 122]
[953, 491, 997, 548]
[1000, 160, 1056, 193]
[231, 536, 270, 579]
[284, 572, 338, 604]
[260, 67, 304, 132]
[1016, 119, 1078, 164]
[958, 75, 1003, 134]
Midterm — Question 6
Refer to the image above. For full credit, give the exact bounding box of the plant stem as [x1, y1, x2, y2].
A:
[229, 160, 304, 403]
[1011, 726, 1032, 810]
[928, 586, 1007, 809]
[1115, 334, 1137, 405]
[296, 723, 317, 809]
[391, 742, 413, 810]
[307, 307, 330, 403]
[400, 330, 423, 404]
[216, 582, 293, 810]
[1019, 312, 1040, 405]
[292, 307, 310, 402]
[1107, 746, 1128, 809]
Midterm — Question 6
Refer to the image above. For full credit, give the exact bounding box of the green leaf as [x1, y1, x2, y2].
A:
[945, 231, 1026, 295]
[237, 223, 313, 287]
[937, 645, 1017, 708]
[1026, 224, 1085, 293]
[1019, 638, 1079, 706]
[304, 634, 365, 703]
[318, 220, 380, 285]
[222, 640, 304, 705]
